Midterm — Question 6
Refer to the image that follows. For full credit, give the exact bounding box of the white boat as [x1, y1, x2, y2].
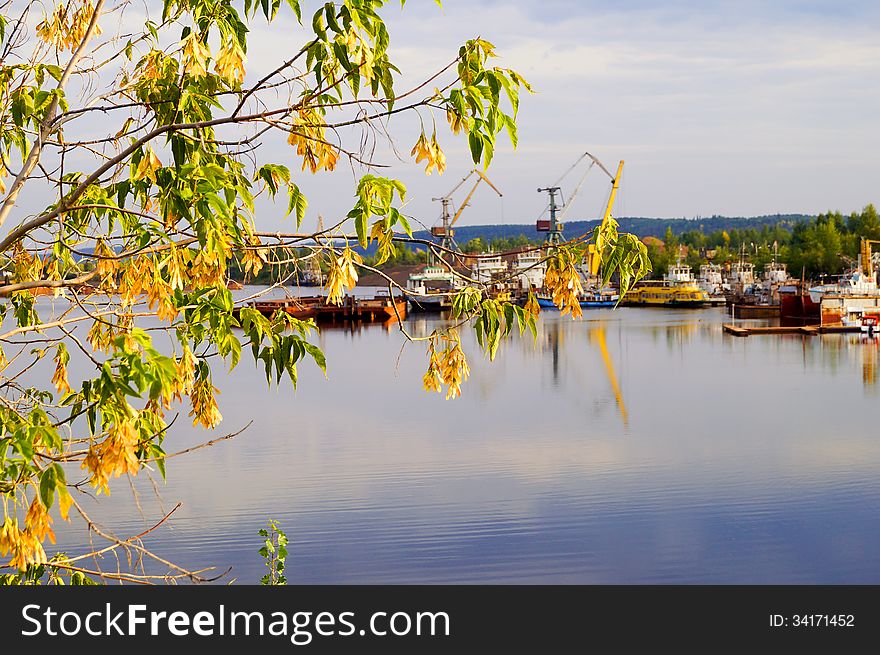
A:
[726, 260, 755, 290]
[405, 265, 461, 311]
[808, 270, 880, 305]
[841, 306, 880, 333]
[762, 260, 789, 286]
[698, 263, 727, 305]
[698, 263, 723, 292]
[471, 250, 508, 285]
[513, 250, 546, 292]
[666, 261, 696, 284]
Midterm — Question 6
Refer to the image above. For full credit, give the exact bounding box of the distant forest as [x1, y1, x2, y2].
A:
[412, 213, 814, 245]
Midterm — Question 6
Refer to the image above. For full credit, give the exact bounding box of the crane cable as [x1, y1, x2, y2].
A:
[549, 152, 588, 188]
[557, 160, 595, 222]
[545, 150, 616, 222]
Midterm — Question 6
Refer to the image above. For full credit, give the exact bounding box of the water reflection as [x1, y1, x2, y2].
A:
[37, 298, 880, 584]
[852, 334, 879, 390]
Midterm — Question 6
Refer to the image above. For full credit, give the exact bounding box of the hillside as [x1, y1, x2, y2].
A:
[410, 214, 813, 245]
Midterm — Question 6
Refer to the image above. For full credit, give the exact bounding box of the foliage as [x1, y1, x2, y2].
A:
[258, 519, 288, 585]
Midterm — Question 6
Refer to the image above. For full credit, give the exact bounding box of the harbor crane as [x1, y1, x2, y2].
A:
[860, 237, 880, 279]
[587, 159, 624, 276]
[535, 151, 624, 277]
[430, 168, 503, 253]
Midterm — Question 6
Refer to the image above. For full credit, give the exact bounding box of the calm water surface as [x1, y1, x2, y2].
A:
[42, 288, 880, 583]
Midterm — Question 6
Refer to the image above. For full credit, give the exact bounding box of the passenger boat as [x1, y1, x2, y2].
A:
[621, 262, 710, 307]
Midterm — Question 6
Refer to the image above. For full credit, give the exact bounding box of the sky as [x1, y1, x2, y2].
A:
[243, 0, 880, 232]
[7, 0, 880, 236]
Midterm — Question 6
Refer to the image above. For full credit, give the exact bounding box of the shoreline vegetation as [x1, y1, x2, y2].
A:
[227, 205, 878, 287]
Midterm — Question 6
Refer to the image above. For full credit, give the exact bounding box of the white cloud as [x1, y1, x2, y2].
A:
[4, 0, 878, 238]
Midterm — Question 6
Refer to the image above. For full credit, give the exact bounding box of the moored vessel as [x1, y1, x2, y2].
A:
[622, 260, 710, 307]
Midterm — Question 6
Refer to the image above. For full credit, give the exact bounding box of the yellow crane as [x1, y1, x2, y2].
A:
[587, 159, 624, 276]
[860, 237, 880, 279]
[430, 169, 503, 252]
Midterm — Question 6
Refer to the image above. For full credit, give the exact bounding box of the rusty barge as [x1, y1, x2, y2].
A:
[241, 294, 407, 324]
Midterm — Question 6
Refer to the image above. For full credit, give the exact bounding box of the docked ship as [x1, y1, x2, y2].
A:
[791, 239, 880, 326]
[405, 265, 460, 311]
[724, 260, 756, 303]
[779, 285, 820, 322]
[405, 168, 503, 311]
[698, 263, 726, 305]
[621, 261, 710, 307]
[724, 254, 790, 318]
[512, 249, 546, 294]
[244, 293, 407, 323]
[536, 288, 619, 309]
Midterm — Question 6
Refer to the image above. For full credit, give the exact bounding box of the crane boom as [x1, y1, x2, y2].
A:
[449, 169, 503, 227]
[475, 168, 503, 196]
[588, 159, 624, 276]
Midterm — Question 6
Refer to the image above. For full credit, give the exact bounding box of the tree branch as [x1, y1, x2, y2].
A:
[0, 0, 107, 230]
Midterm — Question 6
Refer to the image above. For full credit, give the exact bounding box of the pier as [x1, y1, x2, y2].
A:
[722, 324, 863, 337]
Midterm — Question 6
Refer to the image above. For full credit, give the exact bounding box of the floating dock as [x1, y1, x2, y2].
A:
[722, 324, 863, 337]
[730, 303, 780, 319]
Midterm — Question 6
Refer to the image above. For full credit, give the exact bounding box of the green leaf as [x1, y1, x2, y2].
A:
[503, 114, 518, 149]
[287, 184, 308, 227]
[39, 466, 57, 510]
[468, 131, 483, 164]
[350, 206, 368, 248]
[302, 341, 327, 374]
[287, 0, 303, 23]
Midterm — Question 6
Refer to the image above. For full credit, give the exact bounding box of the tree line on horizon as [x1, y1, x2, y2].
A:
[226, 206, 877, 284]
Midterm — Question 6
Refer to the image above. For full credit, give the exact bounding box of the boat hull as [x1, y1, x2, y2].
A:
[779, 292, 820, 321]
[405, 293, 452, 312]
[537, 297, 618, 309]
[241, 295, 406, 323]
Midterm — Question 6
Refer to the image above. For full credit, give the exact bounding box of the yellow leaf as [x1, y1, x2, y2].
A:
[411, 131, 446, 175]
[325, 247, 361, 305]
[133, 148, 161, 184]
[182, 33, 210, 78]
[288, 108, 338, 173]
[215, 40, 247, 84]
[57, 486, 73, 521]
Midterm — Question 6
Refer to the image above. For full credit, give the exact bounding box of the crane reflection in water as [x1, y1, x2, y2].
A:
[543, 318, 628, 425]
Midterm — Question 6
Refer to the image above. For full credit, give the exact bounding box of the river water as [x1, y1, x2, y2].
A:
[35, 289, 880, 583]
